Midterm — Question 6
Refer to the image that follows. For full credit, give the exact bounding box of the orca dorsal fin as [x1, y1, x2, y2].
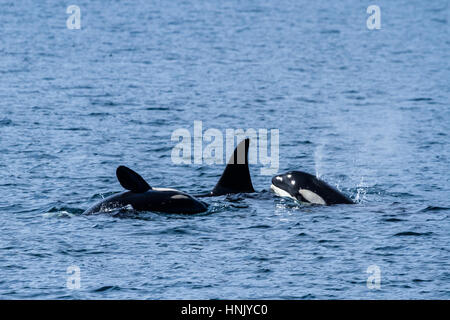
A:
[211, 138, 255, 196]
[116, 166, 152, 193]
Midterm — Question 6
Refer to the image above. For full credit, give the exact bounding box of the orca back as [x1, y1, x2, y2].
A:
[209, 138, 255, 196]
[83, 190, 208, 215]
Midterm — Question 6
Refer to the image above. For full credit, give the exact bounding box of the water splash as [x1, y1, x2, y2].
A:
[314, 143, 325, 178]
[354, 176, 368, 203]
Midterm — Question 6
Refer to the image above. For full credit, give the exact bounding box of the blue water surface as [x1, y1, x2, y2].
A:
[0, 0, 449, 299]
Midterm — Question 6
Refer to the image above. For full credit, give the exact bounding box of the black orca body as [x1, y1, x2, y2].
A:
[83, 187, 208, 215]
[83, 139, 254, 215]
[271, 171, 353, 205]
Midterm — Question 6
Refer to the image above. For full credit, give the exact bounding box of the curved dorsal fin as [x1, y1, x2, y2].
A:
[211, 138, 255, 196]
[116, 166, 151, 193]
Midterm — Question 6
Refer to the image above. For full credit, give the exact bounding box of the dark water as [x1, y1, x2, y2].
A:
[1, 0, 449, 299]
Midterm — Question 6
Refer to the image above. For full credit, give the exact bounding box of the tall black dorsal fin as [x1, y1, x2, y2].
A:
[211, 138, 255, 196]
[116, 166, 151, 193]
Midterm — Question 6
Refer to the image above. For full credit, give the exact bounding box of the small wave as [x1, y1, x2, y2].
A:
[287, 67, 306, 72]
[407, 97, 433, 102]
[55, 127, 91, 131]
[145, 107, 170, 111]
[257, 268, 272, 274]
[391, 50, 413, 55]
[0, 118, 13, 126]
[44, 206, 84, 218]
[90, 100, 118, 106]
[374, 245, 403, 251]
[418, 206, 450, 212]
[92, 285, 121, 293]
[295, 97, 322, 104]
[158, 226, 192, 235]
[318, 239, 334, 243]
[43, 211, 77, 218]
[72, 85, 95, 90]
[431, 18, 447, 24]
[412, 278, 433, 283]
[382, 218, 406, 222]
[225, 194, 248, 202]
[394, 231, 433, 237]
[389, 192, 415, 198]
[320, 29, 340, 34]
[247, 224, 271, 229]
[87, 112, 111, 117]
[229, 203, 249, 209]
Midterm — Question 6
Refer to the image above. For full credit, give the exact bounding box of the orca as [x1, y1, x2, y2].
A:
[270, 171, 353, 205]
[83, 139, 255, 215]
[198, 138, 255, 197]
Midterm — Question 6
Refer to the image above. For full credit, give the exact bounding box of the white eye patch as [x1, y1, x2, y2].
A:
[298, 189, 326, 205]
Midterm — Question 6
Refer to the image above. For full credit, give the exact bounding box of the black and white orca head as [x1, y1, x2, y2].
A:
[270, 171, 327, 205]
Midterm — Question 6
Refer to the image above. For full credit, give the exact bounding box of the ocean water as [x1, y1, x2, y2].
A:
[0, 0, 449, 299]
